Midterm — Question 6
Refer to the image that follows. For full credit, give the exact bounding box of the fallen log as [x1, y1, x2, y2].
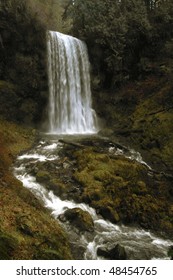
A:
[59, 139, 85, 148]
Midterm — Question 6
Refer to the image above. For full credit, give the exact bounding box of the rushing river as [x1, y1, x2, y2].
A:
[14, 136, 173, 260]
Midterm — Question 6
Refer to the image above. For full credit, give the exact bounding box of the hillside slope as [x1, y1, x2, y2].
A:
[0, 118, 72, 260]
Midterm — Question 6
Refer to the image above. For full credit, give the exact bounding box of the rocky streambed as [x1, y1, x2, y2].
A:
[14, 135, 173, 259]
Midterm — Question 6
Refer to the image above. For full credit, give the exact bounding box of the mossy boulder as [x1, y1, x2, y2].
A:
[97, 205, 120, 224]
[63, 208, 94, 232]
[47, 179, 67, 198]
[36, 171, 51, 183]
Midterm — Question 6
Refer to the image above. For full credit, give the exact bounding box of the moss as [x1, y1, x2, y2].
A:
[34, 249, 65, 260]
[32, 232, 73, 260]
[74, 149, 148, 202]
[16, 215, 35, 237]
[64, 208, 94, 232]
[93, 170, 114, 185]
[130, 82, 173, 172]
[94, 76, 173, 174]
[133, 181, 148, 195]
[48, 179, 67, 197]
[0, 80, 17, 91]
[0, 232, 18, 260]
[97, 205, 120, 223]
[36, 171, 51, 183]
[70, 145, 173, 237]
[0, 117, 73, 260]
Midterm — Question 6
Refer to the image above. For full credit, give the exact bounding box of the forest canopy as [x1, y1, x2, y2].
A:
[65, 0, 173, 88]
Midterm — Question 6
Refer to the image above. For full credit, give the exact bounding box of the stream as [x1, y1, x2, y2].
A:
[13, 135, 173, 260]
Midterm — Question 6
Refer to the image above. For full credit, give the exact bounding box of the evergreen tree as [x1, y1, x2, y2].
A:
[67, 0, 150, 87]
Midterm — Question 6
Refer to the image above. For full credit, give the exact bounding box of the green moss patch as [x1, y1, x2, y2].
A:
[70, 146, 173, 237]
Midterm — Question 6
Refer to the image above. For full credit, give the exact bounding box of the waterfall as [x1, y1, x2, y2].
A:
[47, 31, 98, 135]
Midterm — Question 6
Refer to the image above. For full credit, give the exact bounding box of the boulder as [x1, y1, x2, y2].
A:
[62, 208, 94, 232]
[36, 170, 50, 183]
[168, 246, 173, 260]
[97, 206, 120, 224]
[97, 244, 127, 260]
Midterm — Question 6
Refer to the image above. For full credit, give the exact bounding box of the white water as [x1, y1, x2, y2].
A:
[14, 139, 173, 260]
[109, 146, 152, 169]
[47, 31, 98, 135]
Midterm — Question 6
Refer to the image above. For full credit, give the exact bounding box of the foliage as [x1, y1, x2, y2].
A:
[0, 0, 47, 124]
[28, 0, 71, 32]
[65, 0, 173, 89]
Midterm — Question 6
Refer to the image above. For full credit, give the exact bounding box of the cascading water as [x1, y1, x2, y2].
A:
[47, 31, 98, 135]
[14, 138, 173, 260]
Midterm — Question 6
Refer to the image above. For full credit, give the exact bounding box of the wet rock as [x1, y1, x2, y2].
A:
[70, 244, 86, 260]
[58, 214, 66, 223]
[97, 244, 127, 260]
[168, 246, 173, 260]
[97, 206, 120, 224]
[63, 208, 94, 232]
